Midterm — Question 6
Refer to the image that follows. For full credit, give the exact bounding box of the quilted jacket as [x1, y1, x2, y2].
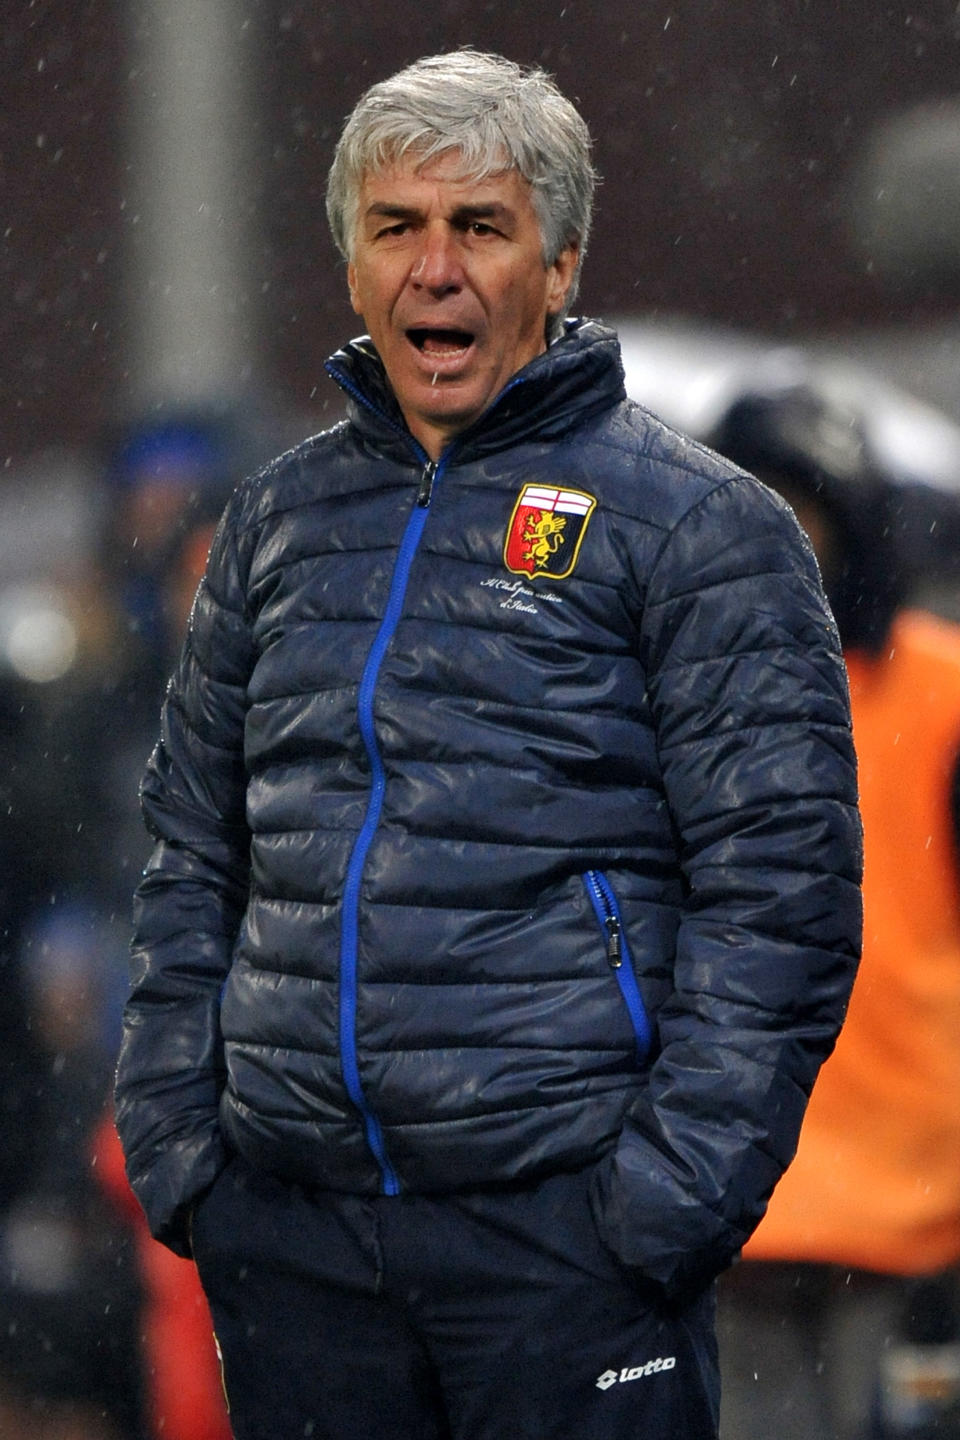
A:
[114, 319, 863, 1295]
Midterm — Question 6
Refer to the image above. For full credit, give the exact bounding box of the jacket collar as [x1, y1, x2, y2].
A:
[324, 318, 627, 464]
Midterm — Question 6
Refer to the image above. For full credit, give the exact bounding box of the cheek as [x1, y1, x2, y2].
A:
[347, 258, 382, 317]
[350, 265, 406, 327]
[506, 274, 553, 337]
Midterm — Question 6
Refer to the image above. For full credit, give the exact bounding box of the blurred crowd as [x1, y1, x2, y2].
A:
[4, 342, 960, 1438]
[0, 407, 286, 1439]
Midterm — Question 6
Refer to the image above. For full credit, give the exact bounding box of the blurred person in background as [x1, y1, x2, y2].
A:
[93, 444, 231, 1440]
[87, 416, 238, 1440]
[0, 424, 239, 1438]
[114, 50, 861, 1440]
[0, 415, 234, 931]
[708, 376, 960, 1440]
[93, 1114, 232, 1440]
[0, 455, 148, 1438]
[92, 413, 241, 914]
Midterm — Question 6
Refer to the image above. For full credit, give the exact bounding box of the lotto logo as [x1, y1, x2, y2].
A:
[595, 1357, 676, 1390]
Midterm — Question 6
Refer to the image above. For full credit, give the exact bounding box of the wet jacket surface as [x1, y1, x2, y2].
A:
[114, 319, 863, 1296]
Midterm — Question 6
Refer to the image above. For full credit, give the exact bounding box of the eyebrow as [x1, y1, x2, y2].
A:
[362, 201, 515, 227]
[451, 203, 513, 224]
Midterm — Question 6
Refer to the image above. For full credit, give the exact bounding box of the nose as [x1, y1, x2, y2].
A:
[410, 224, 463, 295]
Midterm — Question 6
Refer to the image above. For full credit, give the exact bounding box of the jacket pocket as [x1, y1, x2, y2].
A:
[583, 870, 653, 1063]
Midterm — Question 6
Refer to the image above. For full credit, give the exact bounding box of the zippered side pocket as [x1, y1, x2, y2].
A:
[583, 870, 653, 1064]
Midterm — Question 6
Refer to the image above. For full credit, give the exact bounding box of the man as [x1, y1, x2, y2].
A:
[114, 51, 862, 1440]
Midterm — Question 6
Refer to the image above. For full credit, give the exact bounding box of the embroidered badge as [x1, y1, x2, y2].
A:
[503, 484, 596, 580]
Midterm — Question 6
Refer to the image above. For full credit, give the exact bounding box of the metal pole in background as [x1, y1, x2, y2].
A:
[121, 1, 264, 415]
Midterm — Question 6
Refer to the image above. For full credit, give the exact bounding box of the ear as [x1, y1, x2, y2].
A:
[545, 240, 580, 315]
[347, 261, 363, 317]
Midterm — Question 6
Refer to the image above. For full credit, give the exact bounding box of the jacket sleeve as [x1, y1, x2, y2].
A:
[114, 493, 255, 1255]
[590, 470, 863, 1299]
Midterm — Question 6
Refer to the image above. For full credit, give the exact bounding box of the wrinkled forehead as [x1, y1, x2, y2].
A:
[352, 147, 543, 242]
[360, 141, 518, 192]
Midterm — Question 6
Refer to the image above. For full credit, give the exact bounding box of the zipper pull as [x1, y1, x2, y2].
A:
[417, 461, 437, 507]
[605, 916, 622, 967]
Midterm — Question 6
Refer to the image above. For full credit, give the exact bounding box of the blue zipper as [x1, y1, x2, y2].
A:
[583, 870, 652, 1062]
[326, 353, 522, 1192]
[337, 442, 445, 1194]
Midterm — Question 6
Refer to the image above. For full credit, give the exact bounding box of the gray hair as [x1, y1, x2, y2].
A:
[326, 50, 597, 316]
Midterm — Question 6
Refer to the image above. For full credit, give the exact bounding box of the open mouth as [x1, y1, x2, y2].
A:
[407, 327, 474, 356]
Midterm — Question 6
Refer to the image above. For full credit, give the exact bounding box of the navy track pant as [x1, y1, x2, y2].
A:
[190, 1154, 719, 1439]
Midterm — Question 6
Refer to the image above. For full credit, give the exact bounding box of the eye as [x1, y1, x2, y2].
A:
[465, 220, 504, 239]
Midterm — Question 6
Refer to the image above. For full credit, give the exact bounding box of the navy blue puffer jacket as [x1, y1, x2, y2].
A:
[114, 319, 862, 1296]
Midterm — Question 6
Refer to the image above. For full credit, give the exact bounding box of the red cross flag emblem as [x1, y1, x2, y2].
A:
[503, 484, 597, 580]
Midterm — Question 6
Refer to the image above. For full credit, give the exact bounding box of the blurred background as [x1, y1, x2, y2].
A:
[8, 0, 960, 460]
[5, 2, 960, 1437]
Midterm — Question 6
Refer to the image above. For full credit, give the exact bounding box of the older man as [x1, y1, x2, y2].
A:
[115, 50, 862, 1440]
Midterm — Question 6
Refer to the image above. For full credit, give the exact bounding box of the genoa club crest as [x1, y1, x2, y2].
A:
[503, 484, 597, 580]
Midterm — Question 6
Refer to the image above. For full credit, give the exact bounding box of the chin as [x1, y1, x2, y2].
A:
[411, 385, 479, 425]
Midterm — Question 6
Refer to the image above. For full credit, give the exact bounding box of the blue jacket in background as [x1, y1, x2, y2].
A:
[114, 318, 862, 1298]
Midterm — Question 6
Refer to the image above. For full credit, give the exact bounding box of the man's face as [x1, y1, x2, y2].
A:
[347, 152, 579, 460]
